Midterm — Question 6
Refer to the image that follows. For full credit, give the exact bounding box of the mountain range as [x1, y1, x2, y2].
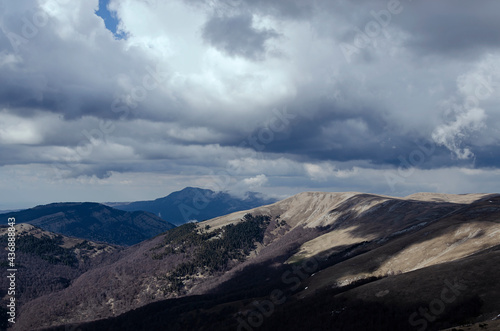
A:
[0, 187, 277, 246]
[1, 202, 175, 246]
[111, 187, 278, 225]
[3, 191, 500, 330]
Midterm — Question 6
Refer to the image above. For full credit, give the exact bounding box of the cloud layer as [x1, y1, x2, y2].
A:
[1, 0, 500, 208]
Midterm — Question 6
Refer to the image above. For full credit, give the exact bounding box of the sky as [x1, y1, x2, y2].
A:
[0, 0, 499, 210]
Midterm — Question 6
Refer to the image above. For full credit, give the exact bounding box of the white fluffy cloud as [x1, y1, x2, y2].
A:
[242, 174, 268, 189]
[432, 108, 486, 160]
[432, 56, 500, 159]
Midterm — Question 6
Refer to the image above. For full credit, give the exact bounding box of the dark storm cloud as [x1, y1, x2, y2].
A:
[239, 0, 314, 20]
[202, 13, 280, 60]
[0, 0, 174, 121]
[326, 0, 500, 59]
[184, 0, 313, 20]
[474, 146, 500, 168]
[398, 0, 500, 57]
[0, 0, 499, 201]
[247, 111, 415, 167]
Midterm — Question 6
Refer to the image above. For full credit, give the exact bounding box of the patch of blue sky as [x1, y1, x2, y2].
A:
[95, 0, 127, 39]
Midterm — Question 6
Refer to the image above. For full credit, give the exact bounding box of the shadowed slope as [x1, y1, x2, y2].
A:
[2, 202, 175, 245]
[10, 191, 500, 330]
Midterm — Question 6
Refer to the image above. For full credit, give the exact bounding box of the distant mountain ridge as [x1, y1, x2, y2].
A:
[112, 187, 278, 225]
[1, 202, 175, 246]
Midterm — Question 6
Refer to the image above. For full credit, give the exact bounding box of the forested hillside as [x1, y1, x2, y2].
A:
[1, 203, 175, 245]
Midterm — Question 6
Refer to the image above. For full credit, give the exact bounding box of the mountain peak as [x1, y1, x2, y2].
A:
[113, 187, 277, 225]
[166, 187, 216, 200]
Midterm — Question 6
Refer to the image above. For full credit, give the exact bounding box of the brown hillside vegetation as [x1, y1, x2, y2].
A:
[8, 191, 500, 331]
[0, 224, 120, 320]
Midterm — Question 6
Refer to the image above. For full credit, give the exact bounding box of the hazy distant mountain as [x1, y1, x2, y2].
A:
[11, 191, 500, 331]
[112, 187, 278, 225]
[1, 202, 175, 246]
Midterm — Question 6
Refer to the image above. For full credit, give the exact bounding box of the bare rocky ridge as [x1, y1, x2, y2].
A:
[8, 191, 500, 331]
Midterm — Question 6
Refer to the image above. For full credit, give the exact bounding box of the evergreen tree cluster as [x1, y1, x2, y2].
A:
[152, 214, 271, 292]
[0, 234, 78, 267]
